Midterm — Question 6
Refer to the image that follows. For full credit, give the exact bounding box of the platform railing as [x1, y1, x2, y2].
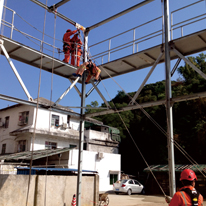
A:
[89, 0, 206, 65]
[170, 0, 206, 40]
[89, 16, 163, 64]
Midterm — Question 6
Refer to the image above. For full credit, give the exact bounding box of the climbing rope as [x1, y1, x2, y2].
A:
[25, 1, 48, 205]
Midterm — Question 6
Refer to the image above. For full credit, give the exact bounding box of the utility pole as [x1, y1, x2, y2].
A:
[162, 0, 176, 196]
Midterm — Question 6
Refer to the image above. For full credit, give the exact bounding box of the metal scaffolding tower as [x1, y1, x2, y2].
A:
[1, 0, 206, 203]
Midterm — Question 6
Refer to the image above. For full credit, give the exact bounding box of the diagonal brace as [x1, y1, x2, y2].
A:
[69, 78, 81, 97]
[172, 47, 206, 81]
[129, 51, 164, 105]
[0, 40, 33, 101]
[91, 82, 111, 109]
[54, 77, 80, 106]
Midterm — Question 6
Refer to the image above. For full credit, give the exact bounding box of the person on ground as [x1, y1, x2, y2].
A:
[167, 169, 203, 206]
[62, 28, 79, 63]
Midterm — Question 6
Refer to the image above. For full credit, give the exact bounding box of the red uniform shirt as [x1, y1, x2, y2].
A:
[169, 186, 203, 206]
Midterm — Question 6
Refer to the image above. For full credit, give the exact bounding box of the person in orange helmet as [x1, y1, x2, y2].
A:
[62, 28, 79, 63]
[73, 59, 101, 84]
[70, 33, 83, 67]
[167, 169, 203, 206]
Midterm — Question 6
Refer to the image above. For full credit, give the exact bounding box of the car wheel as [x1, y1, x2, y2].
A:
[127, 189, 132, 195]
[141, 188, 145, 195]
[115, 192, 119, 195]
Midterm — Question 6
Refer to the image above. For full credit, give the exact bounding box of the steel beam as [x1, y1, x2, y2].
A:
[172, 47, 206, 80]
[85, 90, 206, 118]
[129, 51, 164, 105]
[85, 80, 101, 98]
[47, 0, 71, 11]
[0, 41, 33, 101]
[54, 77, 80, 106]
[30, 0, 85, 29]
[88, 0, 155, 31]
[171, 58, 181, 77]
[91, 82, 111, 108]
[69, 78, 81, 97]
[0, 93, 81, 117]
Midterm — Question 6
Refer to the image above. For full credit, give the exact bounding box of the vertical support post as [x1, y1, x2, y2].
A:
[108, 39, 111, 62]
[76, 31, 88, 206]
[163, 0, 176, 197]
[170, 12, 173, 40]
[10, 11, 15, 39]
[133, 29, 135, 53]
[0, 0, 4, 31]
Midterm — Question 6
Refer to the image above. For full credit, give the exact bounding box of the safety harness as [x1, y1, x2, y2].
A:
[86, 62, 94, 74]
[180, 188, 200, 206]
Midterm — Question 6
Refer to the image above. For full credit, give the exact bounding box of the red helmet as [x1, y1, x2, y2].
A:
[180, 169, 197, 181]
[67, 29, 71, 32]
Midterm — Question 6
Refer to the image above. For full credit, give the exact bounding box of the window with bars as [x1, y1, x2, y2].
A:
[51, 115, 59, 127]
[18, 111, 29, 126]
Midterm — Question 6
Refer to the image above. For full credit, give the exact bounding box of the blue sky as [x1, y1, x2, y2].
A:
[0, 0, 206, 113]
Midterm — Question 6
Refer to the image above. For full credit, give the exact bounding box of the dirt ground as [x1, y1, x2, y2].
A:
[107, 192, 206, 206]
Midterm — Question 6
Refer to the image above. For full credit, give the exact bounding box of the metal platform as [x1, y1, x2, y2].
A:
[100, 29, 206, 79]
[1, 29, 206, 82]
[0, 35, 77, 79]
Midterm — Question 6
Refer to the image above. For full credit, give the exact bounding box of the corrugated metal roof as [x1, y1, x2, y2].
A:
[0, 147, 74, 161]
[144, 164, 206, 172]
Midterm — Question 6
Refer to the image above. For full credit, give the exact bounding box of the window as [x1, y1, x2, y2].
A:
[70, 144, 77, 148]
[18, 111, 29, 126]
[134, 180, 140, 185]
[51, 115, 59, 127]
[0, 118, 3, 127]
[110, 174, 118, 185]
[18, 140, 26, 152]
[129, 180, 134, 184]
[1, 144, 6, 154]
[5, 116, 9, 128]
[45, 141, 57, 149]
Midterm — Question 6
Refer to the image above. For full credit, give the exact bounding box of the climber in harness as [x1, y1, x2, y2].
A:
[70, 32, 83, 67]
[73, 59, 101, 84]
[167, 169, 203, 206]
[62, 28, 80, 64]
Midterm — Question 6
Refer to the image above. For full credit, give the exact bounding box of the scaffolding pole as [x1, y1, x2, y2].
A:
[76, 31, 88, 206]
[163, 0, 176, 196]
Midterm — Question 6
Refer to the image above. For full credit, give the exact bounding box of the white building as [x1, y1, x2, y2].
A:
[0, 97, 121, 191]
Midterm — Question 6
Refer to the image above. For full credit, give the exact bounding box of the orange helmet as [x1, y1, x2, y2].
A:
[180, 169, 197, 181]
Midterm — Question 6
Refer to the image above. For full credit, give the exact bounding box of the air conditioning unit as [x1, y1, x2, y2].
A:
[62, 123, 67, 129]
[97, 152, 104, 160]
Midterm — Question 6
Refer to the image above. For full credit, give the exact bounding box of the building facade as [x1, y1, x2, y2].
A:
[0, 98, 121, 191]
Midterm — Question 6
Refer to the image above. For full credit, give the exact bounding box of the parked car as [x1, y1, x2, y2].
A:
[113, 179, 145, 195]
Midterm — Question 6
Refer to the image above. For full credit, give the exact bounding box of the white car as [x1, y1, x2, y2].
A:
[113, 179, 145, 195]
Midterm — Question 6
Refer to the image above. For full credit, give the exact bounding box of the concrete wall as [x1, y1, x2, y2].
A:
[0, 174, 99, 206]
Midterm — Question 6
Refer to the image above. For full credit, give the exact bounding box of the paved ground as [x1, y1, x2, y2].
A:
[106, 192, 206, 206]
[107, 193, 167, 206]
